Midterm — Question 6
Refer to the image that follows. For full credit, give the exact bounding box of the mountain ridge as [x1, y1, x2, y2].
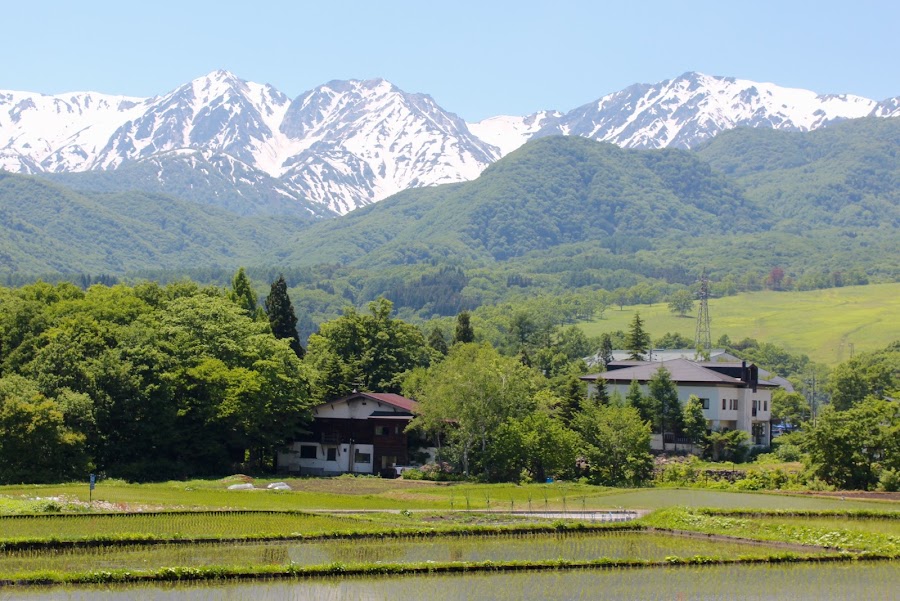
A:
[2, 71, 897, 215]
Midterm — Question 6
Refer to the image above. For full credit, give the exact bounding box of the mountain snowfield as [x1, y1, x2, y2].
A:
[1, 70, 897, 215]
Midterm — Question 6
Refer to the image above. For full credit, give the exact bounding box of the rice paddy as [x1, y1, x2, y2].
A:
[0, 531, 819, 578]
[0, 479, 897, 595]
[6, 562, 899, 600]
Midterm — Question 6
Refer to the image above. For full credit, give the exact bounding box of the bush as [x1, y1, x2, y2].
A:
[878, 468, 900, 492]
[400, 468, 424, 481]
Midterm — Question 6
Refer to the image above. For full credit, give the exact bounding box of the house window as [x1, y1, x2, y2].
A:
[729, 399, 738, 410]
[375, 425, 391, 436]
[299, 445, 317, 459]
[722, 398, 726, 410]
[354, 450, 371, 464]
[381, 455, 398, 469]
[326, 447, 337, 462]
[699, 398, 709, 410]
[764, 401, 768, 412]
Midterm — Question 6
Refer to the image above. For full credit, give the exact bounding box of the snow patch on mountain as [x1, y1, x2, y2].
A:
[468, 111, 561, 156]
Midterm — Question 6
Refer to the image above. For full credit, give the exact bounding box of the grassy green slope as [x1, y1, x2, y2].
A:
[579, 283, 900, 365]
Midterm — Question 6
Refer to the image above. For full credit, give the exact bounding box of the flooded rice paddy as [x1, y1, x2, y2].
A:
[0, 531, 813, 576]
[5, 562, 897, 600]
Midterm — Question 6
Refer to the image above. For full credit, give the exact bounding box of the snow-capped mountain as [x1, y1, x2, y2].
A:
[1, 70, 897, 215]
[0, 89, 149, 173]
[468, 111, 561, 157]
[530, 72, 879, 149]
[276, 78, 498, 214]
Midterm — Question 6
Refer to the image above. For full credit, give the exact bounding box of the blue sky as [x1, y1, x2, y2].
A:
[6, 1, 898, 121]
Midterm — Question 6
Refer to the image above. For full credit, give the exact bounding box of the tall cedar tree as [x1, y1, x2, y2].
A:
[230, 267, 258, 316]
[625, 312, 651, 360]
[453, 311, 475, 344]
[428, 326, 449, 355]
[265, 275, 305, 359]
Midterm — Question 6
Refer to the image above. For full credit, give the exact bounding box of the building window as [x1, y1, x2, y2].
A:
[375, 425, 391, 436]
[699, 398, 709, 410]
[299, 445, 317, 459]
[729, 399, 738, 410]
[381, 455, 398, 469]
[326, 447, 337, 462]
[354, 450, 371, 464]
[764, 401, 768, 412]
[722, 398, 726, 410]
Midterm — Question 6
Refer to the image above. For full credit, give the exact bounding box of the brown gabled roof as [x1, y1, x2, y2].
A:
[323, 391, 419, 413]
[581, 358, 778, 388]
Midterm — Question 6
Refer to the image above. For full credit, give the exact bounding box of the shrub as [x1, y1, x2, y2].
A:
[400, 468, 424, 481]
[878, 468, 900, 492]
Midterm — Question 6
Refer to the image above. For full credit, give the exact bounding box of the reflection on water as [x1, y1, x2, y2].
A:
[5, 563, 898, 601]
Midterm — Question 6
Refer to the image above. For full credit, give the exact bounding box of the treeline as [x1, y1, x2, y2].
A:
[1, 273, 897, 488]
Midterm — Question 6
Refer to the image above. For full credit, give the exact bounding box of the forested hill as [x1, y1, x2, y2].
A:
[0, 119, 897, 321]
[696, 117, 900, 230]
[0, 172, 310, 274]
[272, 136, 768, 268]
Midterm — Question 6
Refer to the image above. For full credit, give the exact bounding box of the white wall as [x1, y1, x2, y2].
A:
[594, 381, 772, 443]
[278, 442, 375, 475]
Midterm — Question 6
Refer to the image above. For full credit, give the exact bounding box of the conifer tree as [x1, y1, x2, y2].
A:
[427, 326, 448, 356]
[683, 395, 709, 453]
[648, 366, 684, 448]
[592, 376, 610, 405]
[265, 275, 304, 358]
[626, 379, 654, 425]
[598, 333, 614, 366]
[453, 311, 475, 344]
[625, 312, 651, 361]
[230, 267, 259, 316]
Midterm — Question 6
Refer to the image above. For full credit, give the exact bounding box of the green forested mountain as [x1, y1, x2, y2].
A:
[44, 151, 333, 219]
[1, 119, 897, 327]
[272, 136, 767, 268]
[696, 117, 900, 230]
[0, 172, 310, 274]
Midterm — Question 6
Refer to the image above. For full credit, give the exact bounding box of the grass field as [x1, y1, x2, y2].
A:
[580, 282, 900, 365]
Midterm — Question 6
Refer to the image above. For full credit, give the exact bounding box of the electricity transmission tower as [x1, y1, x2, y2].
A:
[694, 270, 711, 360]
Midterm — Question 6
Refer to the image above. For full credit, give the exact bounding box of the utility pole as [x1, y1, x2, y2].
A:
[694, 269, 711, 360]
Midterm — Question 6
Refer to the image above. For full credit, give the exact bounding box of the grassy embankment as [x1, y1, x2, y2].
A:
[579, 282, 900, 366]
[0, 480, 897, 585]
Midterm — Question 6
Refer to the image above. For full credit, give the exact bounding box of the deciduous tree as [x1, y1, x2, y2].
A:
[571, 402, 653, 486]
[406, 343, 540, 477]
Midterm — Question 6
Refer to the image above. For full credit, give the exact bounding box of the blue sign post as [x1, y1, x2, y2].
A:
[89, 473, 95, 503]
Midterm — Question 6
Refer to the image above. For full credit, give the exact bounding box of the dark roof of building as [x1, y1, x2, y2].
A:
[325, 391, 419, 413]
[581, 358, 779, 388]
